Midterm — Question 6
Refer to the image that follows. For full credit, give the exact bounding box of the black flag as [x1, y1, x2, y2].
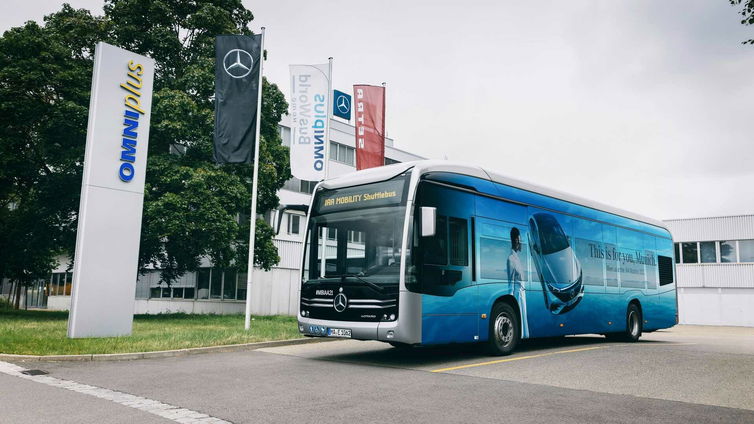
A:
[214, 34, 262, 164]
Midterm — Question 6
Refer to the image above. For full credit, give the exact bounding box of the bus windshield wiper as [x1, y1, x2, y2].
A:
[341, 273, 385, 293]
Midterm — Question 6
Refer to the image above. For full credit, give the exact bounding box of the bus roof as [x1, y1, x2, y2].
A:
[320, 160, 669, 232]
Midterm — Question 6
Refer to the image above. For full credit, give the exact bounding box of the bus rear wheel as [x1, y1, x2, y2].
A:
[606, 303, 642, 342]
[488, 302, 520, 356]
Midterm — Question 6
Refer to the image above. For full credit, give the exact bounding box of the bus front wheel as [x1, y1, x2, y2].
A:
[488, 302, 520, 356]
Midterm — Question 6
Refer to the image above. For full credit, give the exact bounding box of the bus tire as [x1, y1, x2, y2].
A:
[488, 302, 520, 356]
[607, 303, 642, 342]
[388, 341, 412, 349]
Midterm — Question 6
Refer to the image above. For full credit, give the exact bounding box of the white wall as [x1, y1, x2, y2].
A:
[678, 287, 754, 327]
[133, 299, 245, 315]
[47, 296, 247, 315]
[665, 215, 754, 242]
[47, 295, 72, 311]
[248, 267, 299, 316]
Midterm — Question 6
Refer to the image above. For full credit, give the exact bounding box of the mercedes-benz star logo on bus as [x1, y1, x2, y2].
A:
[223, 49, 253, 79]
[336, 95, 350, 115]
[333, 293, 348, 312]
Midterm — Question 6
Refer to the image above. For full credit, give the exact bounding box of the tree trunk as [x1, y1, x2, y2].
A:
[5, 280, 13, 308]
[13, 280, 21, 309]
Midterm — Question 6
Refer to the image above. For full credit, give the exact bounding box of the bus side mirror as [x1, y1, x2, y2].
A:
[421, 207, 436, 237]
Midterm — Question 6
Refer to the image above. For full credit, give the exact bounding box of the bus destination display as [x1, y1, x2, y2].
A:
[316, 179, 405, 214]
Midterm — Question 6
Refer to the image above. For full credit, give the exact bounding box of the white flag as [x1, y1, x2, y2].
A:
[289, 64, 330, 181]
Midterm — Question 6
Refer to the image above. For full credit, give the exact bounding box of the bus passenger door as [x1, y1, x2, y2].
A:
[415, 182, 477, 345]
[474, 216, 531, 341]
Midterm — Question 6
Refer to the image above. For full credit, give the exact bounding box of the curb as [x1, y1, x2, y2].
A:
[0, 337, 337, 363]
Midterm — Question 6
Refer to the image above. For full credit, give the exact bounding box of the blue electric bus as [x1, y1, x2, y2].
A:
[298, 161, 677, 355]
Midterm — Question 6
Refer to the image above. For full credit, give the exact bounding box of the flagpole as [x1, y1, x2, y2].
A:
[245, 27, 265, 331]
[381, 81, 387, 142]
[324, 57, 333, 180]
[319, 57, 333, 279]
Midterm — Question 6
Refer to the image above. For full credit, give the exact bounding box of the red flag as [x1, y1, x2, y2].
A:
[353, 85, 385, 170]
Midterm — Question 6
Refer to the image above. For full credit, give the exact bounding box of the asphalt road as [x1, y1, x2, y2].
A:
[2, 325, 753, 424]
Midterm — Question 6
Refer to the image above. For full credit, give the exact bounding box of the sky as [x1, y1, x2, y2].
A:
[3, 1, 754, 220]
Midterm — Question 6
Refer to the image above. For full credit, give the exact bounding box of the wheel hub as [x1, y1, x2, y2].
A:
[629, 310, 639, 336]
[495, 314, 513, 346]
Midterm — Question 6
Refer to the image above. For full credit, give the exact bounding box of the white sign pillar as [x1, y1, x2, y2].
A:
[68, 42, 155, 338]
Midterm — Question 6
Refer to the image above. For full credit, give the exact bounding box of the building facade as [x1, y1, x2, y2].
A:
[664, 215, 754, 327]
[1, 118, 424, 315]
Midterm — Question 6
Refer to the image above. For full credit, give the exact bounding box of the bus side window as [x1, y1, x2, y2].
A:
[448, 218, 469, 266]
[424, 215, 448, 265]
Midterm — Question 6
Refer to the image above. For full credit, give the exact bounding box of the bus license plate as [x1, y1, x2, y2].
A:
[328, 328, 351, 338]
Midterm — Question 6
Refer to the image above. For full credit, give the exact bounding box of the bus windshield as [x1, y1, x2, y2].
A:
[302, 176, 409, 284]
[303, 206, 407, 283]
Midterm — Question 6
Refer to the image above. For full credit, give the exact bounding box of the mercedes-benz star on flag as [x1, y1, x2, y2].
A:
[213, 34, 262, 164]
[353, 84, 386, 170]
[333, 89, 351, 120]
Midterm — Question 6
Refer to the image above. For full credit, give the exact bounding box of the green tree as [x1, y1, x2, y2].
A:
[0, 1, 290, 301]
[731, 0, 754, 44]
[0, 7, 104, 306]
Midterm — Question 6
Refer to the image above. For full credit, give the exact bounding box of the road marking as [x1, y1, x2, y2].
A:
[0, 360, 232, 423]
[431, 346, 606, 373]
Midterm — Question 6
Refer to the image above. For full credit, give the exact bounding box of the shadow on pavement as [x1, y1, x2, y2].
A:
[309, 334, 671, 369]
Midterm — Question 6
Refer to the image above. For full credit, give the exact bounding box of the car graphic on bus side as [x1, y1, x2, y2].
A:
[528, 213, 584, 314]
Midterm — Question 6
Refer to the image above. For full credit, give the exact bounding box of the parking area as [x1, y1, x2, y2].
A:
[261, 325, 754, 411]
[2, 325, 753, 423]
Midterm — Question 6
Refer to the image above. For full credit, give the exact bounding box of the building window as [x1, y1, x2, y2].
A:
[50, 272, 72, 296]
[699, 241, 717, 263]
[681, 242, 698, 264]
[283, 177, 300, 192]
[237, 272, 247, 300]
[300, 180, 317, 194]
[739, 240, 754, 263]
[348, 230, 364, 244]
[279, 126, 291, 147]
[282, 177, 317, 194]
[720, 241, 737, 263]
[288, 213, 301, 235]
[262, 210, 275, 226]
[330, 141, 355, 166]
[210, 268, 222, 299]
[192, 267, 245, 301]
[223, 269, 237, 300]
[197, 268, 210, 299]
[385, 157, 400, 165]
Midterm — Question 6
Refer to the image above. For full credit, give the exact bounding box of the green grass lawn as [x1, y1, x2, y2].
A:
[0, 309, 302, 355]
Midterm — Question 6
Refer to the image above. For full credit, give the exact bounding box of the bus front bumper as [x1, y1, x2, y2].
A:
[298, 317, 404, 343]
